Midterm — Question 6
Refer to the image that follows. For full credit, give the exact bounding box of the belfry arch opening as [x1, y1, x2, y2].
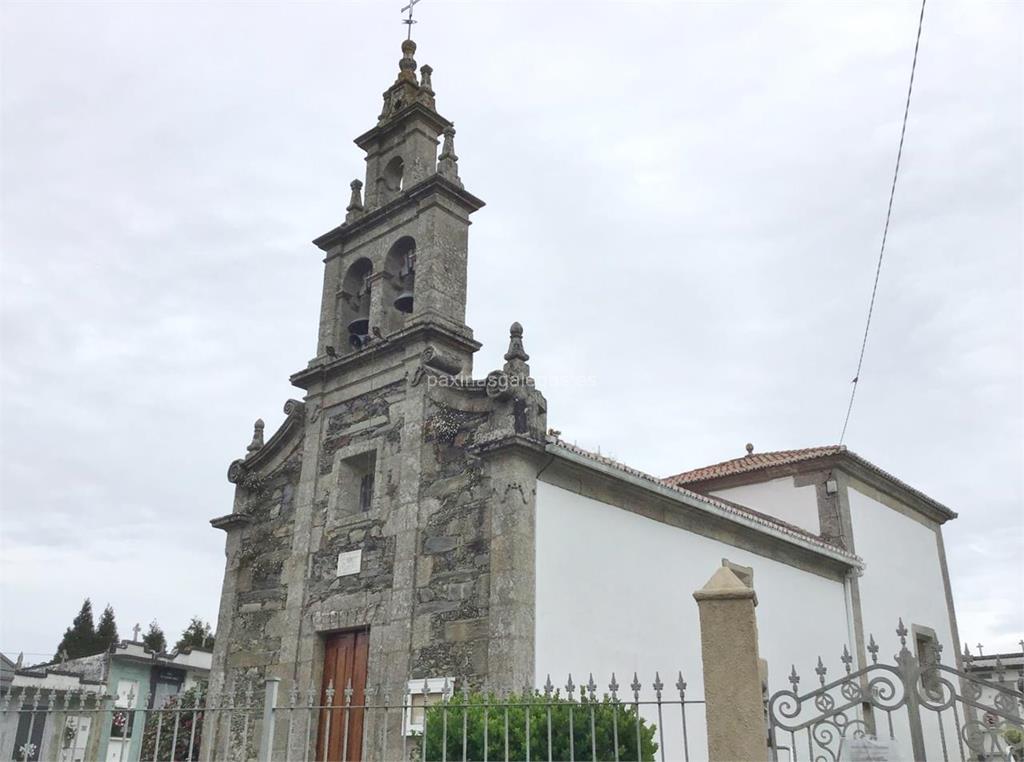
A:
[383, 156, 405, 193]
[340, 257, 373, 351]
[384, 236, 416, 334]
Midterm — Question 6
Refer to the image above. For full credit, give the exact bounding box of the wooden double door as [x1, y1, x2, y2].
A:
[317, 629, 369, 762]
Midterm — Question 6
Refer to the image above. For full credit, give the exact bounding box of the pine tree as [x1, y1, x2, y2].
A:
[95, 604, 119, 652]
[174, 617, 215, 652]
[142, 620, 167, 654]
[54, 598, 97, 661]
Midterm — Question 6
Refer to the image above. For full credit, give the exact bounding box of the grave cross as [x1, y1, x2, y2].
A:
[976, 643, 984, 656]
[132, 623, 141, 641]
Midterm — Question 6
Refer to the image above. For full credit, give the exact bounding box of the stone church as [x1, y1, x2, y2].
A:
[209, 35, 961, 761]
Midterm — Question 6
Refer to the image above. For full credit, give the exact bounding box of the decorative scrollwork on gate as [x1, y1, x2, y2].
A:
[768, 621, 1024, 762]
[767, 659, 907, 761]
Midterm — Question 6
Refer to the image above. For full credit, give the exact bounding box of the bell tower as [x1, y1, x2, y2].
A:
[298, 37, 484, 380]
[210, 30, 548, 760]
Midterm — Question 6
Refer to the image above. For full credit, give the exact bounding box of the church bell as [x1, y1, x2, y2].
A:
[393, 290, 414, 314]
[347, 317, 370, 349]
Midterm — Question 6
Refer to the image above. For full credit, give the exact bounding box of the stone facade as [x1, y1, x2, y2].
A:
[207, 38, 547, 757]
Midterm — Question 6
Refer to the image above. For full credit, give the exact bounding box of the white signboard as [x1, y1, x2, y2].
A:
[337, 549, 362, 577]
[839, 737, 902, 762]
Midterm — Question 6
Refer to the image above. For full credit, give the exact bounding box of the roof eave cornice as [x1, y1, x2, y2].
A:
[354, 102, 452, 150]
[546, 444, 863, 569]
[290, 321, 481, 390]
[313, 175, 485, 252]
[675, 451, 957, 524]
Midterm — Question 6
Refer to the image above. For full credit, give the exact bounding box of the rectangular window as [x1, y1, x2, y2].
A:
[914, 627, 941, 698]
[359, 472, 375, 512]
[404, 678, 454, 736]
[337, 450, 377, 517]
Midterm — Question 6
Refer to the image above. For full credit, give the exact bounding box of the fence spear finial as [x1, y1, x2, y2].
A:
[676, 671, 687, 700]
[815, 656, 827, 686]
[788, 665, 800, 691]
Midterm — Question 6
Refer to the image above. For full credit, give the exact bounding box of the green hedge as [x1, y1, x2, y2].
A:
[422, 690, 658, 762]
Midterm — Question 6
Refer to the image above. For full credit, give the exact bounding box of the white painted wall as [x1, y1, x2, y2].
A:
[848, 488, 954, 653]
[535, 480, 852, 760]
[847, 486, 960, 758]
[709, 476, 821, 535]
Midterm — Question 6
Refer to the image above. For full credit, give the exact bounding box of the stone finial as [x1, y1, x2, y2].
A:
[346, 179, 364, 222]
[397, 39, 418, 84]
[440, 126, 458, 162]
[504, 322, 530, 363]
[14, 652, 23, 669]
[419, 64, 434, 94]
[745, 443, 754, 455]
[438, 125, 463, 188]
[247, 419, 265, 453]
[502, 321, 531, 381]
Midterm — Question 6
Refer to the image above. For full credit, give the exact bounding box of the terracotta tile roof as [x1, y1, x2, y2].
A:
[664, 445, 956, 520]
[664, 446, 846, 485]
[546, 437, 861, 563]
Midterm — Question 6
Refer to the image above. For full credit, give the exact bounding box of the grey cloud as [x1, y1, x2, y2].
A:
[1, 0, 1020, 656]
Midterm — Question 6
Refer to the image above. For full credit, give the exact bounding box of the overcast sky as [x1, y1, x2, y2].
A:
[1, 1, 1021, 665]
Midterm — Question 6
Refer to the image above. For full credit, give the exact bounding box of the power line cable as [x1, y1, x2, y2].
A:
[839, 0, 928, 445]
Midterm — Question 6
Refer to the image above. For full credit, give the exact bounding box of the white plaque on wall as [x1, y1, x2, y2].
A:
[336, 549, 362, 577]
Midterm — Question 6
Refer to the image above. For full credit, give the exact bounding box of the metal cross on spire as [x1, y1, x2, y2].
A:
[401, 0, 421, 40]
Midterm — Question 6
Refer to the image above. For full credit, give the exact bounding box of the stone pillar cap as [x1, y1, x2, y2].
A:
[692, 565, 757, 604]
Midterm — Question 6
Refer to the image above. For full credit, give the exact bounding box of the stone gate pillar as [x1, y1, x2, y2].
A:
[693, 565, 768, 762]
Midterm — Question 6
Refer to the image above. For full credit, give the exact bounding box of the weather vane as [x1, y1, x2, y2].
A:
[401, 0, 421, 40]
